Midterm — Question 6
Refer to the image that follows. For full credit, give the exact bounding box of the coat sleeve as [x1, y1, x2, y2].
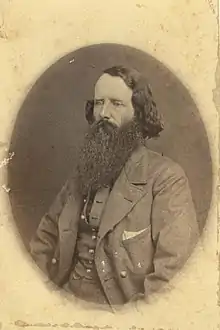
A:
[29, 181, 69, 276]
[143, 162, 199, 299]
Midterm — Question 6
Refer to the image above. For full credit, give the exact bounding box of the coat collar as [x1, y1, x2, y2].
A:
[124, 143, 149, 185]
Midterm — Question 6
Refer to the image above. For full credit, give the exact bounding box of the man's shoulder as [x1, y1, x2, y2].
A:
[135, 144, 186, 179]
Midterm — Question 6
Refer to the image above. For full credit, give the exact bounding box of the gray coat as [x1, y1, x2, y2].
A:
[30, 145, 199, 305]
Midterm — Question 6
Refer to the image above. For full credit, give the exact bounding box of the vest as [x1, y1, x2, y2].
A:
[63, 186, 110, 304]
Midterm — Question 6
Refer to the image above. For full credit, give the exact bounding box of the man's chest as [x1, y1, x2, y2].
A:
[54, 181, 155, 285]
[79, 182, 153, 235]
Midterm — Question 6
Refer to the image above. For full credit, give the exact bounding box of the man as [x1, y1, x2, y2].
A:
[30, 66, 199, 308]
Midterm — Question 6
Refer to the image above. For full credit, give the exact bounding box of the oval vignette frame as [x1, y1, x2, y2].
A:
[7, 43, 212, 250]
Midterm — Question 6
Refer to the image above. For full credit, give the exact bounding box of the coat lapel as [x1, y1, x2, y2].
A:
[97, 145, 149, 245]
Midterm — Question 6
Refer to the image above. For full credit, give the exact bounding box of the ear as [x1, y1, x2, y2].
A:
[85, 100, 95, 124]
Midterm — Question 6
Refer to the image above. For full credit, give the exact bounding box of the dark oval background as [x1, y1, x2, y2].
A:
[7, 43, 212, 249]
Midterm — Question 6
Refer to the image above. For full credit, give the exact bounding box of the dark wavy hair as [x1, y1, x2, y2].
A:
[85, 65, 164, 139]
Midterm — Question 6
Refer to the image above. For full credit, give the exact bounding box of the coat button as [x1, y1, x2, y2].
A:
[120, 271, 127, 278]
[51, 258, 57, 265]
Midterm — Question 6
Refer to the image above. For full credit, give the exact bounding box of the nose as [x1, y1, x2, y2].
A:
[100, 100, 111, 120]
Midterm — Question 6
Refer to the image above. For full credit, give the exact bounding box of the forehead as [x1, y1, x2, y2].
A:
[94, 73, 133, 100]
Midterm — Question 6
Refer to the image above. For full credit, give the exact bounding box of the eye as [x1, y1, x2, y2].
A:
[94, 99, 104, 106]
[112, 100, 124, 107]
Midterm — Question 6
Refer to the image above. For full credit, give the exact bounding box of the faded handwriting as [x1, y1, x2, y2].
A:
[14, 320, 178, 330]
[13, 321, 178, 330]
[14, 320, 113, 329]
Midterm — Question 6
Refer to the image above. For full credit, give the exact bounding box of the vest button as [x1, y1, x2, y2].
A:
[92, 235, 97, 240]
[81, 214, 85, 220]
[89, 249, 94, 255]
[120, 271, 127, 278]
[72, 271, 81, 280]
[51, 258, 57, 265]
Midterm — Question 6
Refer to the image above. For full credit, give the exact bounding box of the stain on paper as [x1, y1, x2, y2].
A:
[0, 151, 14, 169]
[2, 184, 10, 193]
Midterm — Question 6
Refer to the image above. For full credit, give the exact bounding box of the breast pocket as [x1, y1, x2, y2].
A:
[122, 227, 150, 241]
[121, 225, 154, 274]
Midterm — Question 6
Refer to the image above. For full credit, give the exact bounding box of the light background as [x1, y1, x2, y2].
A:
[0, 0, 219, 329]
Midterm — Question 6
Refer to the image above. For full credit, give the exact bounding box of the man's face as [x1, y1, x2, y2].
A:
[76, 73, 144, 195]
[93, 73, 135, 128]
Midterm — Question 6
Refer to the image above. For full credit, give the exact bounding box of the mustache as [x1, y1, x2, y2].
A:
[93, 118, 117, 128]
[90, 119, 118, 134]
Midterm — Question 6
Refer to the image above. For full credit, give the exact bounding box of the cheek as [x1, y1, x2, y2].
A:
[93, 106, 101, 119]
[121, 106, 135, 124]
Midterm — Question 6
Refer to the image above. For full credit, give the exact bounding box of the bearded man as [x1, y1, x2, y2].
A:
[30, 66, 199, 309]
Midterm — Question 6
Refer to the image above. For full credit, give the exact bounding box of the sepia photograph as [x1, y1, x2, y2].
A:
[8, 44, 212, 310]
[0, 0, 218, 329]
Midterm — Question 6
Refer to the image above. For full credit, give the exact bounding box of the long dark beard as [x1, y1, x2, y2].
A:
[73, 119, 144, 196]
